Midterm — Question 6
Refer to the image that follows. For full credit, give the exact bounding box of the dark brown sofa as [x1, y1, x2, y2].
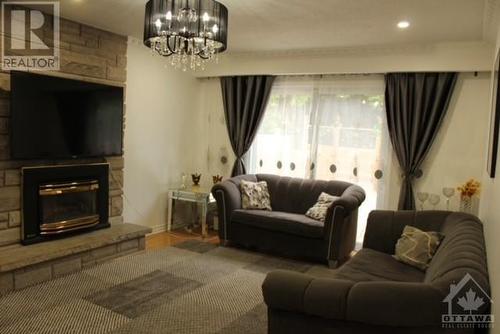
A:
[211, 174, 365, 267]
[262, 210, 490, 334]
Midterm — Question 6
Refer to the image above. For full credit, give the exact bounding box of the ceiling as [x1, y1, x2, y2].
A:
[58, 0, 488, 53]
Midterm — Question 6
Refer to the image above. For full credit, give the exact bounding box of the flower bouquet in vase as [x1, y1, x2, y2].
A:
[457, 179, 480, 215]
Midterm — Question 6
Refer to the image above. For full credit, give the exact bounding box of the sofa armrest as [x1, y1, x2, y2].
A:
[211, 174, 259, 241]
[262, 270, 355, 320]
[328, 184, 366, 216]
[263, 271, 444, 327]
[211, 180, 243, 241]
[324, 184, 365, 263]
[363, 210, 452, 254]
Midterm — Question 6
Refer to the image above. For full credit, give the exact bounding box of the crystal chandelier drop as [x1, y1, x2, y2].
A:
[144, 0, 228, 71]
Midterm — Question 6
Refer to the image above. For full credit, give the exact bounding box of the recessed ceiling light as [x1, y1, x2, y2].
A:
[397, 21, 410, 29]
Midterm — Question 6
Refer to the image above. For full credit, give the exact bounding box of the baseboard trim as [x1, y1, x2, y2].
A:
[149, 224, 168, 235]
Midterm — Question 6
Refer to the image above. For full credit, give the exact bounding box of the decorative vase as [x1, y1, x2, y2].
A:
[459, 195, 472, 213]
[191, 173, 201, 186]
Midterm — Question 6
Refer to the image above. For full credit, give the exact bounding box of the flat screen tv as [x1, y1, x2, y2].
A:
[10, 71, 124, 159]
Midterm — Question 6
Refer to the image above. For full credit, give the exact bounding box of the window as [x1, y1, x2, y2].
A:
[247, 75, 391, 245]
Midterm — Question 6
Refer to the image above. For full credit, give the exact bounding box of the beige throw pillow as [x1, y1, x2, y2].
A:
[305, 192, 339, 222]
[394, 225, 443, 271]
[240, 180, 272, 210]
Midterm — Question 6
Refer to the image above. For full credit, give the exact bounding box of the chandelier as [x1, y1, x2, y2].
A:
[144, 0, 228, 71]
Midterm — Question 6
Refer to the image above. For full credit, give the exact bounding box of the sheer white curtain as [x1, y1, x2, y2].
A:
[247, 75, 391, 245]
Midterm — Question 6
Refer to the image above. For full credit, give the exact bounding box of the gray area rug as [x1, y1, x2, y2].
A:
[0, 240, 334, 334]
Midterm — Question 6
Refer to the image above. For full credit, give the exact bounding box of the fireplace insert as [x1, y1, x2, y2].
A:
[22, 164, 110, 244]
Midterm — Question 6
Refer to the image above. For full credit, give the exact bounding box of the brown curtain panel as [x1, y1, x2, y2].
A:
[385, 72, 458, 210]
[220, 75, 276, 176]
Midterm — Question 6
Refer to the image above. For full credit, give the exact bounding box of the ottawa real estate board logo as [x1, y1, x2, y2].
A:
[1, 1, 60, 70]
[442, 273, 494, 329]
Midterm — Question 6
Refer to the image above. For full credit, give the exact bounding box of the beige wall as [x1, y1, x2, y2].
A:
[191, 78, 233, 186]
[123, 38, 201, 232]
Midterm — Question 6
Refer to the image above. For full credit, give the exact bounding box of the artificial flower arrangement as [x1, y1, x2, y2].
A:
[457, 179, 481, 198]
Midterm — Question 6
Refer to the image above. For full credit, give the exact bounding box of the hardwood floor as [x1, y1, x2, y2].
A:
[146, 227, 219, 251]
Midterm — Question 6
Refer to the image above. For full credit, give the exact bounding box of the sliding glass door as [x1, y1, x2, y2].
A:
[247, 75, 391, 245]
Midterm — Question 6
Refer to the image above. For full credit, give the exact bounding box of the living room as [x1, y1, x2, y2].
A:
[0, 0, 498, 333]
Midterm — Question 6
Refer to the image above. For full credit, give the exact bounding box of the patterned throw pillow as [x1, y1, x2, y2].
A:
[394, 225, 444, 271]
[305, 192, 339, 222]
[240, 180, 272, 210]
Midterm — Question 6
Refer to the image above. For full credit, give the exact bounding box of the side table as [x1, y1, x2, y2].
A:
[167, 186, 215, 237]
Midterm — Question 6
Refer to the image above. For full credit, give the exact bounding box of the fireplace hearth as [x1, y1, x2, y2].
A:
[22, 164, 110, 245]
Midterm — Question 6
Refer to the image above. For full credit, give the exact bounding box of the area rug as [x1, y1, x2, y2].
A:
[0, 240, 334, 334]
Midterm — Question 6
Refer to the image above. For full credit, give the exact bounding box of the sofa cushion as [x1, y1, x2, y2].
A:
[240, 180, 272, 210]
[333, 248, 425, 283]
[305, 192, 339, 222]
[231, 209, 324, 238]
[394, 225, 443, 271]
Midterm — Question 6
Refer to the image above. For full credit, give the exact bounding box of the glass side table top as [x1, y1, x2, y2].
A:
[170, 186, 215, 202]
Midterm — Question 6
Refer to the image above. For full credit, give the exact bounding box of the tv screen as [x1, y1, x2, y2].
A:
[10, 71, 124, 159]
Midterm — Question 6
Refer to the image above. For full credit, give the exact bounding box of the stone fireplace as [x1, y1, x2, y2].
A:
[22, 164, 110, 244]
[0, 13, 153, 297]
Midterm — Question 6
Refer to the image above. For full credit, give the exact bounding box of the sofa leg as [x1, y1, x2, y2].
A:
[328, 260, 339, 269]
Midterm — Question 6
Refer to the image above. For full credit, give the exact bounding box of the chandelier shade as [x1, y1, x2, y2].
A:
[144, 0, 228, 70]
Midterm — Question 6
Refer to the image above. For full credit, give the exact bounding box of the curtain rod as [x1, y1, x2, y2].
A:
[197, 71, 483, 80]
[199, 73, 378, 80]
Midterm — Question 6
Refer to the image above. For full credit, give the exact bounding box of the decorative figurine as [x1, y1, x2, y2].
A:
[191, 173, 201, 186]
[212, 175, 223, 184]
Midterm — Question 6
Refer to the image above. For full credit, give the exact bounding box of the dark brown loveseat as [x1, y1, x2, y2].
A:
[211, 174, 365, 267]
[262, 210, 490, 334]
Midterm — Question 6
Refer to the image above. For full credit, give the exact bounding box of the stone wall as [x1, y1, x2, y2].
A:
[0, 16, 127, 247]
